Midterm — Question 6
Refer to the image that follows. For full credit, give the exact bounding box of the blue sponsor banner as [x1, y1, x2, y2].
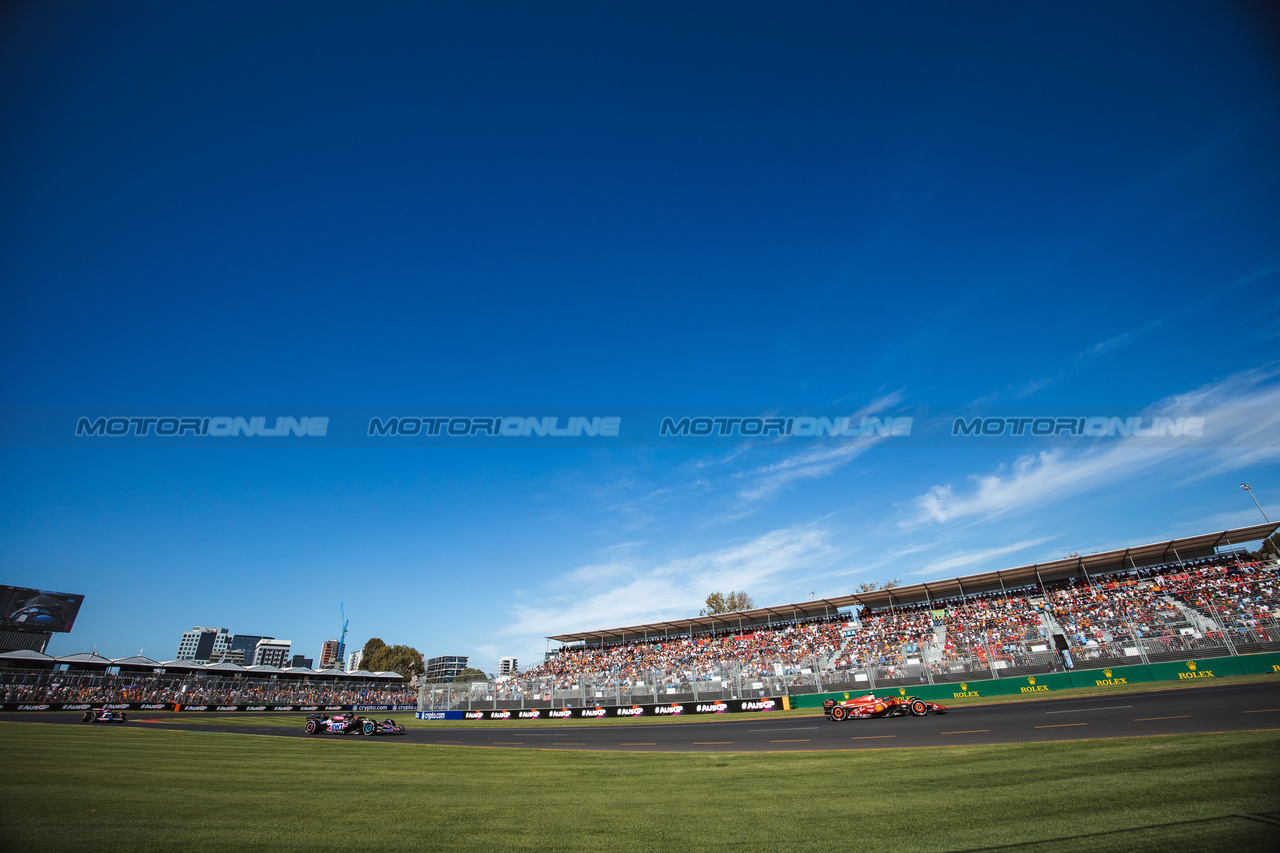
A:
[416, 711, 465, 720]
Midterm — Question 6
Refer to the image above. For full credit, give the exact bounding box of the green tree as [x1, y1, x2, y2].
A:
[364, 643, 424, 679]
[360, 637, 387, 663]
[453, 667, 489, 683]
[699, 590, 754, 615]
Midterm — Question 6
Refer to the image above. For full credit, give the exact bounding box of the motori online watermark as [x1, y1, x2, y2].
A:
[76, 416, 329, 437]
[366, 416, 620, 437]
[951, 415, 1205, 438]
[658, 415, 912, 438]
[2, 406, 1252, 447]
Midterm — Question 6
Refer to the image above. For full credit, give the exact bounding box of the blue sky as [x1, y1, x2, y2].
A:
[2, 2, 1278, 672]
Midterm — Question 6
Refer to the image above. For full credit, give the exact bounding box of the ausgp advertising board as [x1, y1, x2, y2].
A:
[417, 698, 781, 721]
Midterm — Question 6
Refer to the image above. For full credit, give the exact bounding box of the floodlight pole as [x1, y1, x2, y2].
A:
[1240, 484, 1271, 523]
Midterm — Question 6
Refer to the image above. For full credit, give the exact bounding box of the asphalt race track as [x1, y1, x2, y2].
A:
[7, 681, 1279, 752]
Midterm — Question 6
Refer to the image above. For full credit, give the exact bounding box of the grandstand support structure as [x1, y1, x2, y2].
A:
[0, 629, 52, 655]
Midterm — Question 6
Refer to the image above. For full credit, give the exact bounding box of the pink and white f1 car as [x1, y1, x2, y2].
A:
[822, 692, 947, 720]
[303, 713, 405, 736]
[80, 706, 128, 723]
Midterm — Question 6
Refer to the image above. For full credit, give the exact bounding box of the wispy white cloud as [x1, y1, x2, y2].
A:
[904, 366, 1280, 528]
[469, 644, 502, 665]
[736, 440, 878, 502]
[556, 393, 915, 536]
[1238, 265, 1275, 286]
[974, 323, 1163, 404]
[1169, 507, 1277, 535]
[907, 446, 1172, 527]
[732, 392, 905, 502]
[501, 523, 834, 640]
[1012, 330, 1139, 399]
[909, 537, 1054, 577]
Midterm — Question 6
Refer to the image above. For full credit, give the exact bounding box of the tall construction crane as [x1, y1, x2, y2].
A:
[337, 604, 349, 670]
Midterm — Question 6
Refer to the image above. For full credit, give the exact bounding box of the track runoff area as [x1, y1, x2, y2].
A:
[16, 680, 1280, 751]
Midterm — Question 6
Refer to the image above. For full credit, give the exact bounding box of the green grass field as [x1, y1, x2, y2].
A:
[2, 721, 1277, 852]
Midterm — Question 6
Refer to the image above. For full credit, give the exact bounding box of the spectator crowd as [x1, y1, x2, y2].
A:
[0, 672, 415, 706]
[522, 617, 848, 691]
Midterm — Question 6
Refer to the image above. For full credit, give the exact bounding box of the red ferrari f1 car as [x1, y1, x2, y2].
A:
[303, 713, 406, 736]
[823, 692, 947, 721]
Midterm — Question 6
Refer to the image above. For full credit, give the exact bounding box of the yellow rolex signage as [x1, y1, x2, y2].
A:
[952, 681, 980, 698]
[1178, 660, 1213, 680]
[1020, 676, 1049, 693]
[1095, 666, 1129, 686]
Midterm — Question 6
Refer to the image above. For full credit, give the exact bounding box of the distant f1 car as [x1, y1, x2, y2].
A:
[303, 713, 405, 736]
[81, 707, 128, 723]
[823, 693, 947, 721]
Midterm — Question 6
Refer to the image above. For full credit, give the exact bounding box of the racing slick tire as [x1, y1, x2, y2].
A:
[304, 719, 320, 735]
[909, 699, 929, 717]
[362, 719, 377, 736]
[830, 705, 847, 722]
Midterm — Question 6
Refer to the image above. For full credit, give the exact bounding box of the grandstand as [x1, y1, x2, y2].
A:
[0, 652, 414, 707]
[420, 523, 1279, 711]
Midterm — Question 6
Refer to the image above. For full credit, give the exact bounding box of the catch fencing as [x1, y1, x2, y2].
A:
[419, 658, 828, 711]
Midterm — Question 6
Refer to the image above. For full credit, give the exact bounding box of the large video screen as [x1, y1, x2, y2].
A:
[0, 586, 85, 633]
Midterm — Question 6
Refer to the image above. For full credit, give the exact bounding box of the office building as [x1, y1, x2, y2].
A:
[319, 639, 341, 669]
[424, 655, 467, 683]
[209, 648, 245, 665]
[253, 638, 291, 668]
[227, 634, 273, 667]
[176, 627, 231, 663]
[499, 657, 518, 676]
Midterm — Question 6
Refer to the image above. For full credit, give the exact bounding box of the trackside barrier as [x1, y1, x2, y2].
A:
[787, 651, 1280, 708]
[417, 697, 784, 721]
[0, 703, 417, 713]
